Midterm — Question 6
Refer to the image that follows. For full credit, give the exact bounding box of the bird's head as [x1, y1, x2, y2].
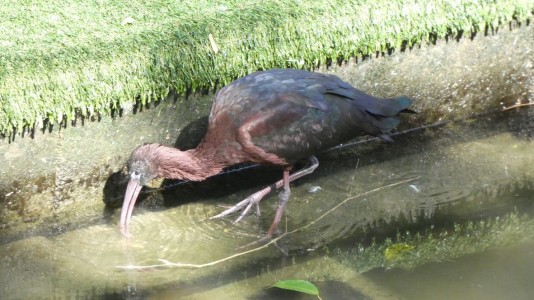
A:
[127, 145, 160, 186]
[119, 143, 217, 237]
[120, 144, 162, 237]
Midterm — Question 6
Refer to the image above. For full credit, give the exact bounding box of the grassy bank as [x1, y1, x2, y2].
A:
[0, 0, 533, 137]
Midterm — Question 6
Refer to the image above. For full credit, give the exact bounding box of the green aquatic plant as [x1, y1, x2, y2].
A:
[272, 279, 322, 299]
[384, 243, 415, 262]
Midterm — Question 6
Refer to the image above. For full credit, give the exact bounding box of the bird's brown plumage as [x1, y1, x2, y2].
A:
[120, 69, 413, 237]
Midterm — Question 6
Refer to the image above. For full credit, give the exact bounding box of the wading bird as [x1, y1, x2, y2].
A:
[120, 69, 413, 237]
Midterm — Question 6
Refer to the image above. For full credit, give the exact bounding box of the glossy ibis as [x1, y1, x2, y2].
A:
[120, 69, 414, 237]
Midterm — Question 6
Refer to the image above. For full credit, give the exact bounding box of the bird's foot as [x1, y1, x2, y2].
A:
[209, 186, 272, 223]
[235, 229, 290, 253]
[235, 233, 272, 249]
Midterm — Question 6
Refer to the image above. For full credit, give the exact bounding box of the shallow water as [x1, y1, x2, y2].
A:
[365, 242, 534, 300]
[1, 107, 533, 299]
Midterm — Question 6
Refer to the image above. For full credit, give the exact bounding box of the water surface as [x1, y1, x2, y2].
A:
[1, 107, 533, 299]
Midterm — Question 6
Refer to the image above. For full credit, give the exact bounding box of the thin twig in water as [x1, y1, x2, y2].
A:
[502, 102, 534, 111]
[116, 176, 420, 270]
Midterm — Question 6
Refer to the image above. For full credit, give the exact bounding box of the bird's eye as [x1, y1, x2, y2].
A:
[131, 170, 141, 179]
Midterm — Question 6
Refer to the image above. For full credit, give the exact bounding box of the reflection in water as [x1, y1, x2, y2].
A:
[1, 108, 533, 299]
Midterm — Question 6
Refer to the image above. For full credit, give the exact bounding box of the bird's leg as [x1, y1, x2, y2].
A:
[210, 156, 319, 226]
[266, 168, 291, 237]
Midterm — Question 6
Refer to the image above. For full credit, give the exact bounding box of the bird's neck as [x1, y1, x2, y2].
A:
[154, 145, 224, 181]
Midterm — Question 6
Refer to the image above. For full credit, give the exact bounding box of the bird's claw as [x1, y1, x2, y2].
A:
[210, 192, 265, 223]
[232, 198, 262, 224]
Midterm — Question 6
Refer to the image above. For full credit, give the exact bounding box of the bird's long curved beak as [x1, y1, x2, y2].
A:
[119, 178, 143, 237]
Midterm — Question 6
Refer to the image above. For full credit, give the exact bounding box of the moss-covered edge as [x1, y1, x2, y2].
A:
[1, 0, 533, 138]
[337, 211, 534, 272]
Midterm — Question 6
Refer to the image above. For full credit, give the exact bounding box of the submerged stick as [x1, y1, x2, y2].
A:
[502, 102, 534, 111]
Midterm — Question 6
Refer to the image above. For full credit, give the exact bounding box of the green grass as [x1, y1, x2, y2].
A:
[1, 0, 533, 137]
